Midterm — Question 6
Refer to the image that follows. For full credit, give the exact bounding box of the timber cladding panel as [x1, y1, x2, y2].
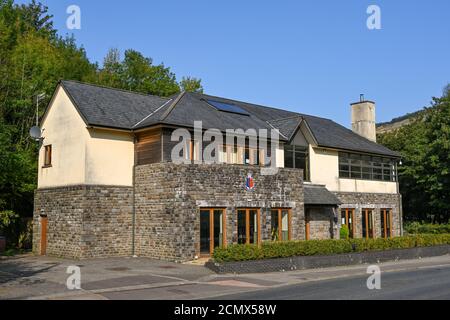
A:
[333, 192, 402, 238]
[33, 185, 133, 259]
[135, 128, 162, 165]
[134, 163, 304, 262]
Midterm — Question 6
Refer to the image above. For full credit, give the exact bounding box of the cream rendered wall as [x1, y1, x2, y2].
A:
[85, 129, 134, 186]
[308, 146, 397, 194]
[38, 87, 89, 188]
[38, 86, 135, 188]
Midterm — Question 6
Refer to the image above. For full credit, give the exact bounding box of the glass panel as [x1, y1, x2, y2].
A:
[347, 210, 354, 238]
[271, 210, 279, 241]
[362, 211, 367, 238]
[200, 210, 210, 254]
[249, 210, 258, 244]
[284, 148, 294, 168]
[206, 100, 250, 116]
[213, 210, 223, 249]
[244, 149, 250, 165]
[281, 210, 289, 241]
[368, 211, 373, 238]
[350, 167, 362, 179]
[340, 171, 350, 178]
[386, 210, 392, 238]
[237, 210, 247, 244]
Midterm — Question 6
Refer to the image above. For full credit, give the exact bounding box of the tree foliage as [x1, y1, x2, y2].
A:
[0, 1, 203, 226]
[378, 89, 450, 223]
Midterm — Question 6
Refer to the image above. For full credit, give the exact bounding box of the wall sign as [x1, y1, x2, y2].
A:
[245, 173, 255, 191]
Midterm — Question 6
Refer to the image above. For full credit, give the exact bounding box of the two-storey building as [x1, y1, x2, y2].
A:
[33, 80, 402, 261]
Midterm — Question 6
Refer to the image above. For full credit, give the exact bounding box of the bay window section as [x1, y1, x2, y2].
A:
[339, 152, 398, 182]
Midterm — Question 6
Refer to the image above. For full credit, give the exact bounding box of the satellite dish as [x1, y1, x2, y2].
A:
[30, 126, 42, 140]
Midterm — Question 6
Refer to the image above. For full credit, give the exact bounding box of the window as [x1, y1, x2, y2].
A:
[44, 145, 52, 167]
[362, 209, 374, 239]
[381, 209, 392, 239]
[237, 209, 260, 245]
[284, 145, 310, 181]
[339, 152, 397, 182]
[270, 209, 291, 241]
[341, 208, 355, 238]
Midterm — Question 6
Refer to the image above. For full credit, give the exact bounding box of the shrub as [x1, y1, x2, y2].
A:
[212, 234, 450, 263]
[405, 222, 450, 235]
[340, 225, 349, 239]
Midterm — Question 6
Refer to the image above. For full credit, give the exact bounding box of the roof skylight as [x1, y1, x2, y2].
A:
[206, 99, 250, 116]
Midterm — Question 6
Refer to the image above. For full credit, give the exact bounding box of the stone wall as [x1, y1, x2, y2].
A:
[33, 185, 133, 259]
[306, 207, 335, 240]
[134, 163, 304, 262]
[334, 192, 402, 238]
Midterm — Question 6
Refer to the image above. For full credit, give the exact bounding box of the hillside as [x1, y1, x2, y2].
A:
[376, 109, 424, 134]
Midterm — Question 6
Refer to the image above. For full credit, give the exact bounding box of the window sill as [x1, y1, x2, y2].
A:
[42, 165, 52, 169]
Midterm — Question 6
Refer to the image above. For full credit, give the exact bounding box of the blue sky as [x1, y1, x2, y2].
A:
[17, 0, 450, 126]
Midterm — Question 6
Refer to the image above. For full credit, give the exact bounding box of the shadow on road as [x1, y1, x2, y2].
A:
[0, 255, 59, 286]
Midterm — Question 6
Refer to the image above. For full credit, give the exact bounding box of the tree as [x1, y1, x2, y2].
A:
[0, 0, 203, 229]
[378, 90, 450, 223]
[180, 76, 203, 93]
[97, 49, 204, 96]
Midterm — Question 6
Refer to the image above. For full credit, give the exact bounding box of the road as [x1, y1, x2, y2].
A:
[215, 263, 450, 300]
[2, 254, 450, 300]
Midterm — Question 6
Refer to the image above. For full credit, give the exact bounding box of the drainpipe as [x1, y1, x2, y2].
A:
[132, 134, 137, 257]
[396, 161, 403, 236]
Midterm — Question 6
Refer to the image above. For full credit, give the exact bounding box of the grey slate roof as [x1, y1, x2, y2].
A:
[57, 80, 400, 157]
[60, 80, 170, 130]
[304, 185, 342, 206]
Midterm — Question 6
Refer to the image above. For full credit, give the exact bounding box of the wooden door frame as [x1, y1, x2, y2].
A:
[341, 208, 355, 238]
[200, 208, 227, 257]
[362, 209, 374, 239]
[381, 209, 393, 239]
[237, 208, 261, 245]
[40, 216, 48, 256]
[271, 208, 292, 241]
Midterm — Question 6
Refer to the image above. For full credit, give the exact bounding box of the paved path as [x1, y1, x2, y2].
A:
[1, 254, 450, 300]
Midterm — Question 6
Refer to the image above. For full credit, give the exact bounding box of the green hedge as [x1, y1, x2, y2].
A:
[212, 234, 450, 263]
[405, 222, 450, 235]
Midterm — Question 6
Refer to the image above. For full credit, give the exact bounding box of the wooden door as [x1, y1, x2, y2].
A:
[40, 216, 48, 255]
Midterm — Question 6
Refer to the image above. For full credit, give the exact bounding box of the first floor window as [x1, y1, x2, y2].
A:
[237, 209, 260, 245]
[271, 209, 291, 241]
[284, 145, 310, 181]
[339, 152, 398, 182]
[381, 209, 392, 239]
[341, 208, 355, 238]
[44, 145, 52, 167]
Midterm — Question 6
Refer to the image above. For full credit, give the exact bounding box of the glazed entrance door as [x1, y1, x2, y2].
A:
[200, 209, 226, 256]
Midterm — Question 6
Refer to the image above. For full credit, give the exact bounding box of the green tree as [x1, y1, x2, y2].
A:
[378, 90, 450, 223]
[180, 76, 203, 93]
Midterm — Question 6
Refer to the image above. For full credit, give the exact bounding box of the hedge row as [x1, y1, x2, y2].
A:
[405, 222, 450, 235]
[212, 234, 450, 263]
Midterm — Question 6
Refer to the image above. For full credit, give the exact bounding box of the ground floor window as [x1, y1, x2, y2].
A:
[341, 208, 355, 238]
[237, 209, 261, 245]
[381, 209, 393, 239]
[270, 209, 291, 241]
[200, 208, 226, 255]
[362, 209, 374, 239]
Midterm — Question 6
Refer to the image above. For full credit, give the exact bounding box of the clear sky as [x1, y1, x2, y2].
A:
[17, 0, 450, 126]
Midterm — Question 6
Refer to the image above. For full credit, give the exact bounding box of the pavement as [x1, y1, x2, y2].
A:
[1, 253, 450, 300]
